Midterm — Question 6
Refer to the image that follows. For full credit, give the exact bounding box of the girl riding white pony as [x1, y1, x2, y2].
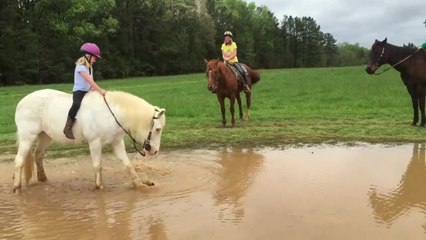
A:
[13, 89, 166, 193]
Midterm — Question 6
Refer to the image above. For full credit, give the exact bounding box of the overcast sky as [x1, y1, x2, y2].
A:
[250, 0, 426, 48]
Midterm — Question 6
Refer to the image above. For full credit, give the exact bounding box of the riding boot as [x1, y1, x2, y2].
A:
[234, 63, 251, 93]
[242, 75, 251, 93]
[63, 117, 75, 139]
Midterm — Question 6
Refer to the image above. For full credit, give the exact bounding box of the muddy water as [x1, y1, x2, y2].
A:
[1, 144, 426, 239]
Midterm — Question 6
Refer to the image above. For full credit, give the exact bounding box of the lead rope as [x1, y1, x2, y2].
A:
[103, 95, 146, 157]
[374, 48, 421, 75]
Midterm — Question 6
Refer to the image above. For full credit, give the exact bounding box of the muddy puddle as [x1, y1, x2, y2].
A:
[1, 144, 426, 239]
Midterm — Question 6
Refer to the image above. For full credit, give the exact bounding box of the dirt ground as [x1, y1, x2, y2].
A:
[1, 144, 426, 240]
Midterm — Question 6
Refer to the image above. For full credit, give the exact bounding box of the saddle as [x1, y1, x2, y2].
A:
[226, 63, 248, 83]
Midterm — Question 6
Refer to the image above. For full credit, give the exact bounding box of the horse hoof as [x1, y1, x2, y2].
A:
[94, 185, 104, 190]
[133, 180, 155, 188]
[13, 186, 21, 194]
[144, 181, 155, 187]
[38, 175, 48, 182]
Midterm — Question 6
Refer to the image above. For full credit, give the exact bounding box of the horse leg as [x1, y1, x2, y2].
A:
[13, 135, 36, 193]
[34, 132, 52, 182]
[89, 139, 104, 190]
[245, 92, 252, 121]
[230, 96, 236, 127]
[236, 93, 243, 120]
[418, 86, 426, 127]
[111, 139, 154, 187]
[217, 95, 226, 127]
[407, 85, 419, 126]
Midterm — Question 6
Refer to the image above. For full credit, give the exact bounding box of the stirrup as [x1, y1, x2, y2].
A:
[244, 85, 251, 93]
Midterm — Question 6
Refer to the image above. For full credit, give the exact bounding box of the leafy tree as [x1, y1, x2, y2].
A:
[0, 0, 372, 86]
[337, 42, 369, 66]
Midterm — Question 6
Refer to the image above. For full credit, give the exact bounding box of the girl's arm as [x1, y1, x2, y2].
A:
[80, 71, 106, 95]
[227, 49, 237, 61]
[222, 50, 229, 61]
[222, 49, 237, 62]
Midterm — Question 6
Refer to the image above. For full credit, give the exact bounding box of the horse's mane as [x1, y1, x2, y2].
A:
[386, 42, 419, 55]
[103, 91, 155, 139]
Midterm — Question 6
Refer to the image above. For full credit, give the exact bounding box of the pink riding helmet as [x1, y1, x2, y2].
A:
[80, 43, 101, 59]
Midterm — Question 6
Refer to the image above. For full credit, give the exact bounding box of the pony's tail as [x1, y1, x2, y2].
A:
[250, 69, 261, 85]
[24, 150, 34, 186]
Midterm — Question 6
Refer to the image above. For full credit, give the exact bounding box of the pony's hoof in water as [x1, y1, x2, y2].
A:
[13, 186, 21, 194]
[132, 180, 155, 188]
[144, 181, 155, 187]
[94, 185, 104, 190]
[37, 175, 47, 182]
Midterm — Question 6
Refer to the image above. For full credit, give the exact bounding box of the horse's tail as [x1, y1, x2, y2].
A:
[250, 69, 261, 85]
[24, 149, 34, 186]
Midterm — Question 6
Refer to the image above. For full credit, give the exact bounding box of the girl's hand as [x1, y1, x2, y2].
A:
[98, 88, 106, 96]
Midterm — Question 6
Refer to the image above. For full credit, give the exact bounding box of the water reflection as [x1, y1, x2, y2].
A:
[213, 148, 264, 223]
[369, 143, 426, 225]
[2, 189, 168, 240]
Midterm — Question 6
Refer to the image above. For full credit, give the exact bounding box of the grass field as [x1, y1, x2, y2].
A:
[1, 66, 425, 157]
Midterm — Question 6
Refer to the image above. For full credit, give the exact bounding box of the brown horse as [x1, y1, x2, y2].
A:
[366, 38, 426, 126]
[204, 59, 260, 127]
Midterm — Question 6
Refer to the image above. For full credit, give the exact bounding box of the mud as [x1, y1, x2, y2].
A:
[1, 144, 426, 239]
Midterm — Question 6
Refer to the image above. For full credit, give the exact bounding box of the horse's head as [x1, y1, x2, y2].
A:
[142, 108, 166, 156]
[204, 59, 221, 93]
[366, 38, 388, 74]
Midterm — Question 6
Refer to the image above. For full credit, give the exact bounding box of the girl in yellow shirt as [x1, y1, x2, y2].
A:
[221, 31, 250, 93]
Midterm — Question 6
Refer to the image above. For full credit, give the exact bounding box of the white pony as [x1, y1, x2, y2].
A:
[13, 89, 166, 193]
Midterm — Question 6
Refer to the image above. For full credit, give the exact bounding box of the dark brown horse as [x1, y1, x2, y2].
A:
[366, 38, 426, 126]
[204, 59, 260, 127]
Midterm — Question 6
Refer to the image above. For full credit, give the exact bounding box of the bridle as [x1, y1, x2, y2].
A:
[373, 46, 421, 75]
[103, 95, 159, 157]
[207, 64, 220, 90]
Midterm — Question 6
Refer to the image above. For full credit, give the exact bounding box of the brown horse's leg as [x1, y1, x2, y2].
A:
[407, 85, 419, 126]
[245, 92, 251, 121]
[236, 93, 243, 120]
[217, 95, 226, 127]
[230, 95, 236, 128]
[419, 87, 426, 127]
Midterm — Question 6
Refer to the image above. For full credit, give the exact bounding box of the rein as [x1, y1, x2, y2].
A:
[103, 95, 157, 157]
[374, 48, 421, 75]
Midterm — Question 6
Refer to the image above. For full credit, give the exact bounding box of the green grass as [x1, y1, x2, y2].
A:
[1, 66, 425, 157]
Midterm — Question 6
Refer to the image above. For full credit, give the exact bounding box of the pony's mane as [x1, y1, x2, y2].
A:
[105, 91, 155, 140]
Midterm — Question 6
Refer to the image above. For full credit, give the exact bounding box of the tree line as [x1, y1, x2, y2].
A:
[0, 0, 370, 86]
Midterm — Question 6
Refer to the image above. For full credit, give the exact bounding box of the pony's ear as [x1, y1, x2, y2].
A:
[158, 108, 166, 117]
[382, 38, 387, 44]
[204, 59, 208, 64]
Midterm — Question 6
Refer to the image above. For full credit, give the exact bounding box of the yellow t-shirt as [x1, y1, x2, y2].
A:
[221, 42, 238, 64]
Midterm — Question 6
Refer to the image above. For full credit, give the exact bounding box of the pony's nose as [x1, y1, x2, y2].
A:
[208, 85, 217, 92]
